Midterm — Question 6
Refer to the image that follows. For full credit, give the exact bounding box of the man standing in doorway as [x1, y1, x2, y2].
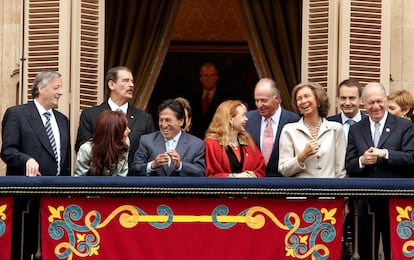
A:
[188, 62, 230, 139]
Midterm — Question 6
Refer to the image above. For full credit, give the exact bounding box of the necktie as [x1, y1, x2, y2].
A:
[202, 92, 210, 115]
[373, 122, 380, 147]
[346, 119, 356, 126]
[166, 139, 176, 167]
[44, 112, 59, 172]
[262, 118, 274, 165]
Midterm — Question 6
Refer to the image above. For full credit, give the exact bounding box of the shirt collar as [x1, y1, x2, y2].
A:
[369, 111, 388, 126]
[340, 111, 362, 124]
[164, 130, 182, 143]
[34, 99, 52, 116]
[262, 107, 281, 123]
[203, 88, 216, 99]
[108, 98, 128, 113]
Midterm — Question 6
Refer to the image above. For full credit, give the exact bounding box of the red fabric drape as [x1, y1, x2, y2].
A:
[390, 199, 414, 259]
[41, 197, 343, 260]
[0, 197, 13, 260]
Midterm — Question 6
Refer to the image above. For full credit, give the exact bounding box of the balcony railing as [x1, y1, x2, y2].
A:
[2, 176, 414, 260]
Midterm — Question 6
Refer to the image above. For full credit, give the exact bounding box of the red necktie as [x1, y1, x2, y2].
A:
[262, 118, 274, 165]
[202, 92, 210, 115]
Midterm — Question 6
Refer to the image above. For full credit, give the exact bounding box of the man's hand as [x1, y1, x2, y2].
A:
[151, 153, 170, 169]
[26, 158, 41, 176]
[361, 147, 386, 165]
[167, 150, 181, 169]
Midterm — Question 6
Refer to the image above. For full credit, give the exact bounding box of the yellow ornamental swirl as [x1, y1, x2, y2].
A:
[95, 205, 139, 229]
[48, 205, 64, 222]
[0, 204, 7, 220]
[396, 206, 412, 222]
[321, 208, 337, 224]
[244, 206, 290, 230]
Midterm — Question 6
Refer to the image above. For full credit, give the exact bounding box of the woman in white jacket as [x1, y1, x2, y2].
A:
[278, 82, 346, 178]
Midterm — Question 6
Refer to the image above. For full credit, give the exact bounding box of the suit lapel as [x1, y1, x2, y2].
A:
[377, 115, 393, 148]
[174, 132, 186, 157]
[126, 106, 138, 128]
[27, 103, 55, 158]
[249, 112, 262, 146]
[360, 118, 375, 147]
[276, 109, 289, 141]
[54, 110, 68, 166]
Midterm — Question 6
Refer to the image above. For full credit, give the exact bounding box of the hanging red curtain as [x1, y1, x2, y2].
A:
[41, 197, 343, 260]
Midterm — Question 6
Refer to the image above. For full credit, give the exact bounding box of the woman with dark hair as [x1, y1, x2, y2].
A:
[204, 100, 265, 178]
[75, 110, 130, 176]
[278, 82, 346, 178]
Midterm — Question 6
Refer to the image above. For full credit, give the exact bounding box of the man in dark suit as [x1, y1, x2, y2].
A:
[187, 62, 230, 139]
[130, 99, 205, 176]
[245, 78, 299, 177]
[75, 66, 155, 175]
[327, 78, 367, 259]
[1, 71, 71, 176]
[1, 71, 71, 259]
[347, 82, 414, 260]
[327, 78, 368, 140]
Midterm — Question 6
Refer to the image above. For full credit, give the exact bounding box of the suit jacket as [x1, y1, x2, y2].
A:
[245, 108, 300, 177]
[186, 87, 230, 139]
[346, 114, 414, 178]
[75, 101, 155, 174]
[1, 102, 71, 176]
[205, 138, 265, 178]
[278, 118, 346, 178]
[130, 131, 205, 176]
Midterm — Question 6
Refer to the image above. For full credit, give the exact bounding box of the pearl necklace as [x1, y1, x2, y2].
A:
[304, 118, 322, 139]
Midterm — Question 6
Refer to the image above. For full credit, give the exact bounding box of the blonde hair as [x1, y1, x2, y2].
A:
[387, 89, 414, 118]
[205, 100, 254, 150]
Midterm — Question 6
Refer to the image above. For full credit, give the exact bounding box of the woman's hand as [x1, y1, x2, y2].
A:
[298, 139, 320, 165]
[228, 171, 257, 178]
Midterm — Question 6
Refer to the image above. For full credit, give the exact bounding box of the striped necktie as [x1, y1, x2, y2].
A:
[44, 112, 59, 173]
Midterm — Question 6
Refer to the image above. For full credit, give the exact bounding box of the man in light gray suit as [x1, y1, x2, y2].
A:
[130, 99, 205, 176]
[245, 78, 299, 177]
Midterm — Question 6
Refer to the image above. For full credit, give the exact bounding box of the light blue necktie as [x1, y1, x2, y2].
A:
[373, 122, 380, 147]
[346, 119, 356, 126]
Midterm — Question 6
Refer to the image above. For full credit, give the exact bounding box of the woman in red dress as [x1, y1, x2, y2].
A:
[204, 100, 265, 178]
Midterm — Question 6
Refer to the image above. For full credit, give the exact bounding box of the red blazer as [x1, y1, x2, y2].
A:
[205, 138, 265, 178]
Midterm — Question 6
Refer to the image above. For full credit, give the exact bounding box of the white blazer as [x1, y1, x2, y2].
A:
[278, 118, 346, 178]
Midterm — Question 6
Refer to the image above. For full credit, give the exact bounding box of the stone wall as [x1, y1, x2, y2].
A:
[0, 0, 21, 175]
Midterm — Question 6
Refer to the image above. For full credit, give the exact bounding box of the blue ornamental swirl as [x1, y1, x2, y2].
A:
[397, 210, 414, 258]
[211, 205, 248, 229]
[285, 207, 336, 260]
[49, 205, 101, 259]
